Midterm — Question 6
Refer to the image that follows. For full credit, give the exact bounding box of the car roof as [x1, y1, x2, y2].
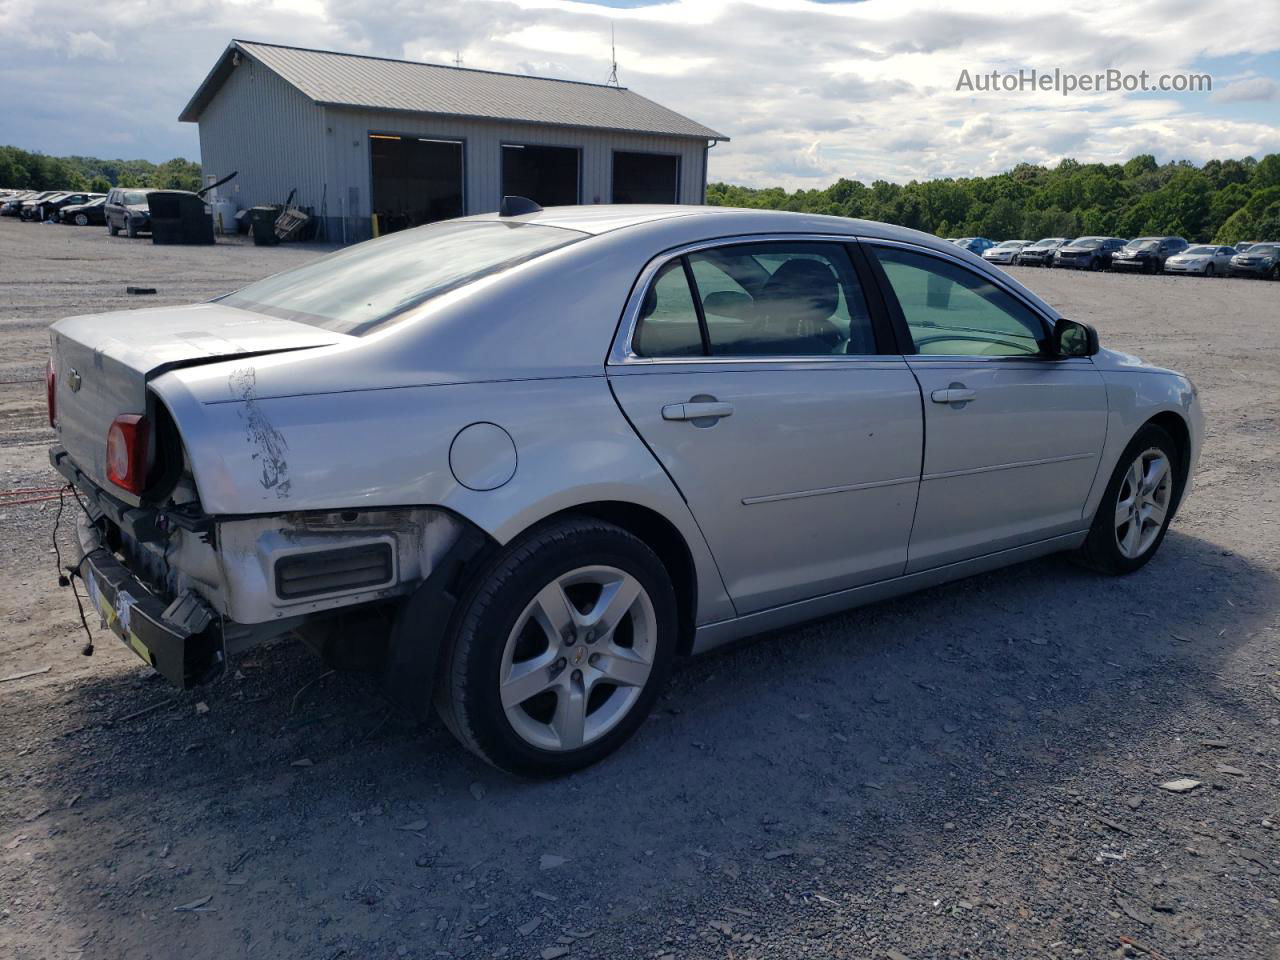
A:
[458, 204, 981, 250]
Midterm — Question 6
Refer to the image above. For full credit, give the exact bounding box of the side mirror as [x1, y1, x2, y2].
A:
[1054, 318, 1099, 357]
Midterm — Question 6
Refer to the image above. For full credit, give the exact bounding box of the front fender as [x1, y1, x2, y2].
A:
[1085, 369, 1202, 522]
[151, 371, 735, 626]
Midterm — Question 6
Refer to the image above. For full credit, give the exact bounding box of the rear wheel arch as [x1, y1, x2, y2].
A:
[520, 502, 698, 656]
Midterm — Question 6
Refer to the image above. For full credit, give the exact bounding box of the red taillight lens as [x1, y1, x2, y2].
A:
[45, 358, 56, 428]
[106, 414, 149, 494]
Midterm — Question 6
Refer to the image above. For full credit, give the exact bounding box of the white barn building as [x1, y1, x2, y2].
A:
[180, 40, 728, 241]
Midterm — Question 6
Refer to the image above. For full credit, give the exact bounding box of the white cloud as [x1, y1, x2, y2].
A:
[1213, 75, 1279, 103]
[66, 31, 116, 60]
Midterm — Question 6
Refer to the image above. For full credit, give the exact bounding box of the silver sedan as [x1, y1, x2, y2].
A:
[47, 204, 1204, 775]
[1163, 244, 1236, 276]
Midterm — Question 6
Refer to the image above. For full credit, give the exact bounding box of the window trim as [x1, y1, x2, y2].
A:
[859, 238, 1061, 361]
[610, 234, 896, 365]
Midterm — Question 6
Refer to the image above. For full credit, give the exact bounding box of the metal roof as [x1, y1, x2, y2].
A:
[180, 40, 728, 141]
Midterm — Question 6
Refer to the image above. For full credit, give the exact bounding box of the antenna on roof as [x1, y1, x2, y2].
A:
[606, 24, 619, 87]
[453, 50, 463, 68]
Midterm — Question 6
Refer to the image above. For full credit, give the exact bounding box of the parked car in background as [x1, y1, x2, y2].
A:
[981, 240, 1029, 264]
[1228, 242, 1280, 279]
[20, 192, 70, 221]
[59, 197, 107, 226]
[33, 192, 100, 222]
[1017, 238, 1069, 266]
[1111, 236, 1188, 274]
[0, 190, 39, 216]
[105, 187, 156, 237]
[1053, 237, 1127, 271]
[953, 237, 995, 255]
[1163, 245, 1236, 277]
[47, 204, 1203, 775]
[1235, 242, 1255, 252]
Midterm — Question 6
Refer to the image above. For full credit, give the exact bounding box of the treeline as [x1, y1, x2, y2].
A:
[707, 153, 1280, 244]
[0, 145, 202, 193]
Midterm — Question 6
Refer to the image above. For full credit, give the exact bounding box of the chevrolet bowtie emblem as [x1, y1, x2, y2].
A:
[68, 368, 82, 392]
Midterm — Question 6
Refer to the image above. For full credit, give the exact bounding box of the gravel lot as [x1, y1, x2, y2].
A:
[1, 218, 1278, 960]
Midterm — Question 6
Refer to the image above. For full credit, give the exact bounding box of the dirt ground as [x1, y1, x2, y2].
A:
[1, 218, 1278, 960]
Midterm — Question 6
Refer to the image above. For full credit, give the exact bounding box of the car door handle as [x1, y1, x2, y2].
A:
[662, 401, 735, 421]
[930, 387, 976, 404]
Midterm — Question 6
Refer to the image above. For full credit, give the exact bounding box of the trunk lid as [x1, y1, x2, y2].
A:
[51, 302, 343, 493]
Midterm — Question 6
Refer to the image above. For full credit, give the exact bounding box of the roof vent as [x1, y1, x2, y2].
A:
[499, 195, 542, 217]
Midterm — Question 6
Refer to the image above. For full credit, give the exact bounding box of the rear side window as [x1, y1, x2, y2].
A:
[871, 246, 1048, 357]
[632, 241, 877, 358]
[632, 261, 704, 358]
[222, 220, 587, 336]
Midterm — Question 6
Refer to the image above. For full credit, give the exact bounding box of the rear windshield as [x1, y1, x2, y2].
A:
[221, 220, 587, 336]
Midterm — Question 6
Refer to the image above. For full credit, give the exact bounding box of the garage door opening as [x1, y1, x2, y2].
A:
[370, 134, 464, 234]
[501, 144, 580, 207]
[612, 152, 680, 204]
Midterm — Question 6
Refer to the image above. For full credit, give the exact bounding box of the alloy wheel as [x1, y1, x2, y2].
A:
[499, 565, 657, 752]
[1114, 447, 1173, 559]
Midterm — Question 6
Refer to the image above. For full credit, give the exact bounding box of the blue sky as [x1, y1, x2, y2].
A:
[1, 0, 1277, 187]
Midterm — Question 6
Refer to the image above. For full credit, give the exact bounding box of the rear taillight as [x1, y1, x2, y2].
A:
[106, 415, 149, 494]
[45, 358, 55, 428]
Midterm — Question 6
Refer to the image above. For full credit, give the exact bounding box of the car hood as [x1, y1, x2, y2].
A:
[1091, 347, 1183, 378]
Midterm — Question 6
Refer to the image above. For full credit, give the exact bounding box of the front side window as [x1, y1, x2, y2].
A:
[631, 241, 877, 359]
[871, 246, 1048, 357]
[222, 220, 586, 337]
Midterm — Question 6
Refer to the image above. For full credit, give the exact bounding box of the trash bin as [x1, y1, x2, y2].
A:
[148, 191, 214, 245]
[250, 205, 283, 246]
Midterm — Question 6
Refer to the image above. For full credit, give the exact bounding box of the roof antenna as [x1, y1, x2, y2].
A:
[453, 50, 463, 68]
[606, 24, 620, 87]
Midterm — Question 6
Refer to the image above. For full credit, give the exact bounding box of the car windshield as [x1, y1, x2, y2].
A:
[222, 220, 588, 336]
[1029, 239, 1062, 249]
[123, 191, 150, 205]
[1247, 243, 1279, 256]
[1184, 246, 1216, 255]
[994, 241, 1022, 249]
[1070, 237, 1104, 248]
[1125, 238, 1159, 250]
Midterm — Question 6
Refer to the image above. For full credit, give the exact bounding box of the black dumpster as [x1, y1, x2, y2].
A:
[250, 205, 283, 246]
[148, 191, 214, 245]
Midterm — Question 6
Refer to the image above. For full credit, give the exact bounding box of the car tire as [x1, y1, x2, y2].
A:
[126, 220, 139, 239]
[435, 516, 678, 776]
[1205, 264, 1215, 277]
[108, 222, 119, 236]
[74, 213, 89, 226]
[1075, 423, 1181, 576]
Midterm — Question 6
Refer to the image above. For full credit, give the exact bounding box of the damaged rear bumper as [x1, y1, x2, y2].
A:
[78, 534, 224, 688]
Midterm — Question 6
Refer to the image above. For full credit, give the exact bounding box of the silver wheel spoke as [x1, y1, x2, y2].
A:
[551, 677, 587, 750]
[531, 580, 577, 640]
[501, 650, 559, 708]
[1142, 456, 1169, 495]
[1121, 518, 1142, 555]
[1126, 460, 1143, 497]
[1143, 500, 1167, 527]
[1114, 496, 1135, 529]
[593, 645, 652, 688]
[586, 575, 642, 636]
